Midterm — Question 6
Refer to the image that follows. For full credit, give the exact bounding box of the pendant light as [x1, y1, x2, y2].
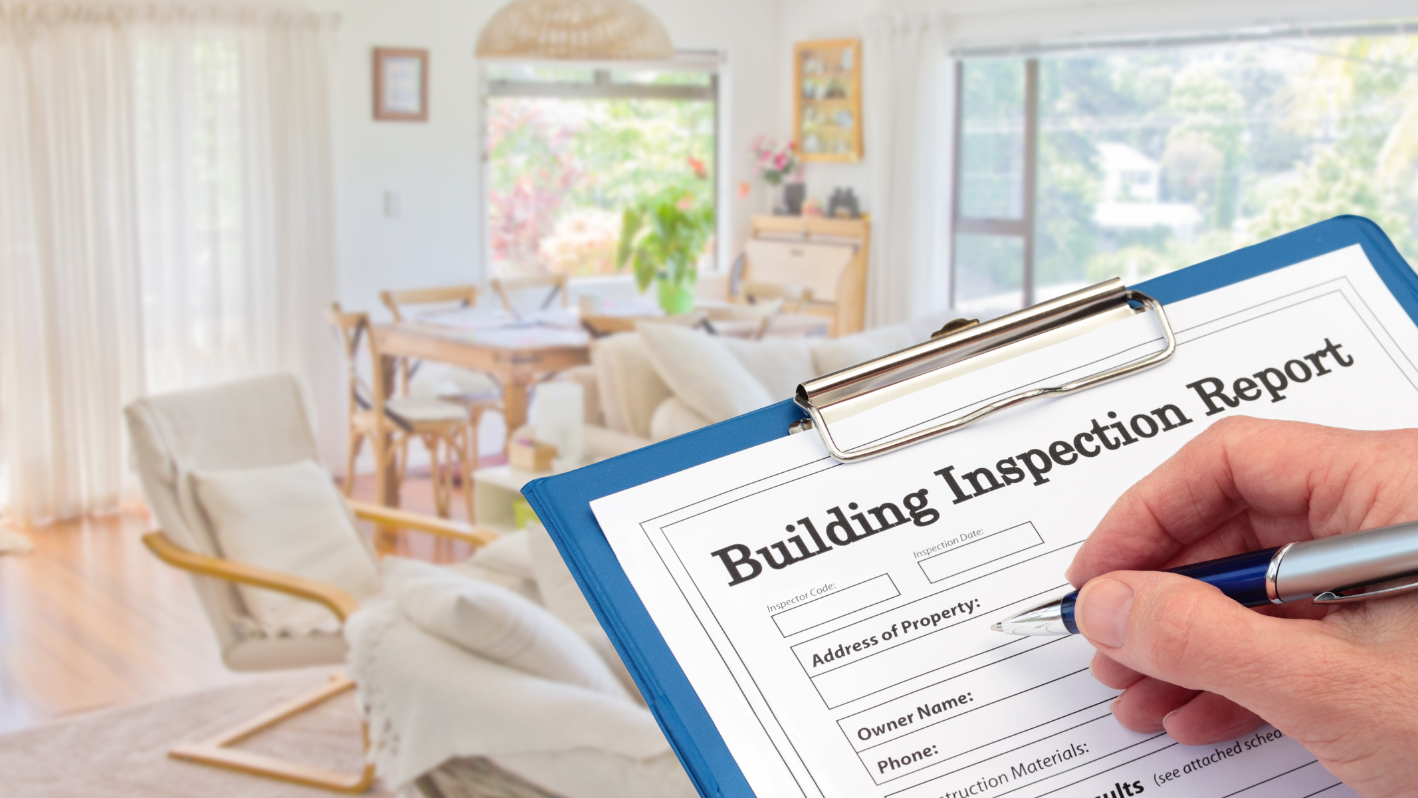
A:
[476, 0, 675, 61]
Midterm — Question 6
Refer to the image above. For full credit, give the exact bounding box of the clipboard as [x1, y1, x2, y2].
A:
[521, 215, 1418, 798]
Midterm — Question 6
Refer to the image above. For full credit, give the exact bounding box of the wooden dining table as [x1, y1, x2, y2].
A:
[371, 319, 591, 505]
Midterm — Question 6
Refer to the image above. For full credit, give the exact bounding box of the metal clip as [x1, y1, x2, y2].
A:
[1314, 577, 1418, 604]
[793, 278, 1177, 463]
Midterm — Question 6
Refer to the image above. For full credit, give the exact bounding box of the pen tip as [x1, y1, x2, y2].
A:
[990, 622, 1003, 632]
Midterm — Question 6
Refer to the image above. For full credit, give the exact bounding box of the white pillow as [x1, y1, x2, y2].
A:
[193, 460, 380, 635]
[649, 397, 713, 442]
[594, 333, 673, 439]
[469, 529, 534, 580]
[719, 336, 818, 401]
[637, 324, 773, 423]
[524, 521, 643, 701]
[450, 531, 540, 603]
[384, 557, 628, 698]
[811, 326, 917, 375]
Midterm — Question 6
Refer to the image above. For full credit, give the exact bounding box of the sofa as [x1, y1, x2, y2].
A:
[559, 310, 962, 456]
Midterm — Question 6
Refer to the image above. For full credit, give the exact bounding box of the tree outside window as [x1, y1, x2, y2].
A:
[954, 34, 1418, 318]
[484, 65, 717, 279]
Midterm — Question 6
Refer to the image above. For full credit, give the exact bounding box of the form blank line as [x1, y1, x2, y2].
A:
[852, 668, 1090, 755]
[868, 710, 1112, 786]
[1219, 760, 1323, 798]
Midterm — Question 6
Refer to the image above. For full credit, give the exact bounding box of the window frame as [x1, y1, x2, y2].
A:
[949, 19, 1418, 313]
[950, 58, 1039, 309]
[478, 56, 722, 280]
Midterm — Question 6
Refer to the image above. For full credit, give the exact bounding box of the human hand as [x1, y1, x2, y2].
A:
[1065, 416, 1418, 797]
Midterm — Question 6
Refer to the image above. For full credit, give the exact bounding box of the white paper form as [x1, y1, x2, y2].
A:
[591, 245, 1418, 798]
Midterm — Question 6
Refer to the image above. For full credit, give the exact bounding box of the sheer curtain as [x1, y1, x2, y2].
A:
[862, 12, 954, 327]
[0, 6, 338, 524]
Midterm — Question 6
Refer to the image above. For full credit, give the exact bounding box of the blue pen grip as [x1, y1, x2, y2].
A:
[1058, 546, 1280, 635]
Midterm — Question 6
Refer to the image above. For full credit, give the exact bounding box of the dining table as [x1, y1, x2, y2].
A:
[368, 302, 829, 506]
[371, 310, 591, 505]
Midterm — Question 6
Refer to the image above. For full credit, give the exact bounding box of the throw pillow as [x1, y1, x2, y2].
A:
[385, 557, 628, 698]
[524, 521, 644, 701]
[637, 323, 773, 423]
[593, 333, 674, 439]
[719, 336, 818, 401]
[811, 326, 917, 375]
[649, 397, 713, 442]
[193, 460, 381, 635]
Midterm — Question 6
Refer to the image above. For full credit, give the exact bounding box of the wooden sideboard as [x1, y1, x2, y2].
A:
[739, 215, 870, 336]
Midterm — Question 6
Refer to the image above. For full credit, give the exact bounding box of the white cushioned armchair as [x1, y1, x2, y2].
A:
[128, 374, 696, 798]
[126, 374, 495, 791]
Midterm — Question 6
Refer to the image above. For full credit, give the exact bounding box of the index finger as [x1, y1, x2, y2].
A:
[1064, 416, 1378, 586]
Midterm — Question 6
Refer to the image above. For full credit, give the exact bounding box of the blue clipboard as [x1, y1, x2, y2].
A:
[520, 216, 1418, 798]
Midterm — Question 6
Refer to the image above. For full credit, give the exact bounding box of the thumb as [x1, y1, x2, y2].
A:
[1074, 571, 1348, 732]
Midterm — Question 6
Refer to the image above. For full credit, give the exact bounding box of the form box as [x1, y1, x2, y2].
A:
[917, 522, 1042, 584]
[807, 546, 1076, 707]
[773, 575, 899, 637]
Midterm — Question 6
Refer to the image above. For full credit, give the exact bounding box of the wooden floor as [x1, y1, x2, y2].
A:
[0, 470, 482, 735]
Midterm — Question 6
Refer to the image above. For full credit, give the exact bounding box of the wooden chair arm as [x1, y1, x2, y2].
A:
[141, 532, 360, 622]
[347, 501, 498, 548]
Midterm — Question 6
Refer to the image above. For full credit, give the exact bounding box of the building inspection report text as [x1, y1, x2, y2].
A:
[590, 246, 1418, 798]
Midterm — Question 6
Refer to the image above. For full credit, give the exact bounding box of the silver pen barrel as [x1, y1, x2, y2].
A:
[1272, 519, 1418, 603]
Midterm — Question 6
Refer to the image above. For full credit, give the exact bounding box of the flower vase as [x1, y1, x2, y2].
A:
[763, 182, 780, 215]
[657, 280, 697, 316]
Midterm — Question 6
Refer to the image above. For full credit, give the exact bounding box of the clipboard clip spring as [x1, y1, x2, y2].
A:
[794, 278, 1177, 463]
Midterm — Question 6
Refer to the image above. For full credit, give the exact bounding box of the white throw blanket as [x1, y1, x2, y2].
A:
[345, 597, 681, 792]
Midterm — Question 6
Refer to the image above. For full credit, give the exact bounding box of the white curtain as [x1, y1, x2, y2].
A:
[862, 12, 954, 327]
[0, 5, 338, 525]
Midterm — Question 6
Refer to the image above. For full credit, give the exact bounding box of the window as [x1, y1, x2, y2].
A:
[952, 28, 1418, 318]
[482, 59, 718, 278]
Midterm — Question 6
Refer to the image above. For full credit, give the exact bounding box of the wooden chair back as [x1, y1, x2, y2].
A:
[490, 274, 568, 314]
[380, 285, 480, 322]
[327, 303, 395, 427]
[741, 280, 814, 313]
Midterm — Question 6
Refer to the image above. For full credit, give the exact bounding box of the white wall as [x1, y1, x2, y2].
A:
[37, 0, 783, 317]
[332, 0, 784, 317]
[776, 0, 884, 213]
[777, 0, 1418, 215]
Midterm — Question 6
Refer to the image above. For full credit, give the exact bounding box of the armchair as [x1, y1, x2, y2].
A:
[125, 373, 493, 792]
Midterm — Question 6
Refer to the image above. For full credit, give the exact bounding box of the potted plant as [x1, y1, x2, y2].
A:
[616, 158, 715, 315]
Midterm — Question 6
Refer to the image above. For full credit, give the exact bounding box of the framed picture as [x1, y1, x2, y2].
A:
[794, 39, 863, 162]
[373, 47, 429, 122]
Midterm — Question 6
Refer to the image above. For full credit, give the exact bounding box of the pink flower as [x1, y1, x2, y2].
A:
[773, 153, 787, 169]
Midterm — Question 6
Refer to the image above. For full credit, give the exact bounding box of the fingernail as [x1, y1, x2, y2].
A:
[1162, 710, 1178, 735]
[1079, 578, 1134, 648]
[1109, 698, 1121, 715]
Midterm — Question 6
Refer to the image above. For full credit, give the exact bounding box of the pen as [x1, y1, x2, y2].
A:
[992, 518, 1418, 635]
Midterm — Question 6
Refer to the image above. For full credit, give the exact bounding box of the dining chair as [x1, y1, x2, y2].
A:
[734, 280, 830, 338]
[125, 373, 495, 792]
[380, 286, 503, 470]
[741, 279, 814, 313]
[490, 274, 569, 316]
[329, 303, 478, 521]
[702, 297, 784, 340]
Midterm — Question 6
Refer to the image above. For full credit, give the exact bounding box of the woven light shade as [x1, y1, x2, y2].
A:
[476, 0, 674, 60]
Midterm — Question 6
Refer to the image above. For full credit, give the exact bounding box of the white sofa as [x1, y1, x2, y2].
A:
[560, 310, 961, 455]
